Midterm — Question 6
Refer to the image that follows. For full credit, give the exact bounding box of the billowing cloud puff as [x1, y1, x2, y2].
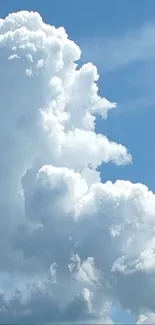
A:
[137, 312, 155, 324]
[0, 10, 154, 324]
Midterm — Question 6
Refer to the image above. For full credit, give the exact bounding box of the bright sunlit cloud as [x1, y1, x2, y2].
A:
[0, 10, 154, 324]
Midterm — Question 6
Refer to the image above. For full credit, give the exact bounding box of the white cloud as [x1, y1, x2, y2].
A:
[0, 10, 155, 324]
[137, 312, 155, 324]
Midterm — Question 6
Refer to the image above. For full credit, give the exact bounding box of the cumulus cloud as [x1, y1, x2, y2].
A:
[0, 10, 154, 324]
[137, 312, 155, 324]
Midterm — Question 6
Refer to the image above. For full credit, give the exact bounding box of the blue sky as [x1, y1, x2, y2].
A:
[0, 1, 155, 323]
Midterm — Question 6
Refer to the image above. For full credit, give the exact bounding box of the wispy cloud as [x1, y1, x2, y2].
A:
[79, 23, 155, 73]
[118, 94, 155, 114]
[79, 23, 155, 114]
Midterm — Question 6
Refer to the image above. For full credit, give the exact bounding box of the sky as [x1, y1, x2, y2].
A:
[0, 0, 155, 324]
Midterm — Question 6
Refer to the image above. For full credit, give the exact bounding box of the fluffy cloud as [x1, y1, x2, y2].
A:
[137, 312, 155, 324]
[0, 10, 154, 324]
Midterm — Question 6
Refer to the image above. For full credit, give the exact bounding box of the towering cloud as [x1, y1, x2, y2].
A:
[0, 10, 154, 324]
